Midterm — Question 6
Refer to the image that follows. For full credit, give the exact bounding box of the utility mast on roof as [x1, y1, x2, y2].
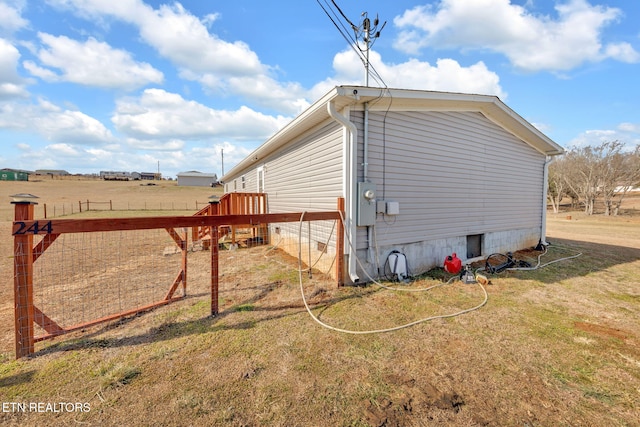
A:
[360, 12, 385, 87]
[317, 1, 386, 87]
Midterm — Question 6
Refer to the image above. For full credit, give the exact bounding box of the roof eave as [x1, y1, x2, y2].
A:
[222, 87, 342, 182]
[222, 86, 564, 181]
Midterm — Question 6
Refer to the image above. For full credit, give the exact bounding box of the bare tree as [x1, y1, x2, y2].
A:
[561, 141, 639, 216]
[548, 155, 568, 213]
[609, 145, 640, 216]
[598, 141, 625, 216]
[563, 145, 602, 215]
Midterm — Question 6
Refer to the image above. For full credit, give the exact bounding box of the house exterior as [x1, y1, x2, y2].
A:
[221, 86, 564, 284]
[177, 171, 218, 187]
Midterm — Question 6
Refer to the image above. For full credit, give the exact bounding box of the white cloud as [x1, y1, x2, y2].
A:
[0, 98, 114, 144]
[0, 1, 28, 36]
[135, 3, 263, 77]
[46, 0, 261, 75]
[123, 138, 185, 151]
[112, 88, 290, 141]
[34, 105, 115, 144]
[213, 141, 253, 176]
[46, 0, 313, 114]
[618, 122, 640, 133]
[48, 0, 262, 75]
[604, 42, 640, 63]
[225, 75, 309, 115]
[320, 48, 506, 98]
[47, 142, 82, 157]
[393, 0, 640, 72]
[568, 124, 640, 150]
[0, 37, 28, 98]
[24, 33, 163, 89]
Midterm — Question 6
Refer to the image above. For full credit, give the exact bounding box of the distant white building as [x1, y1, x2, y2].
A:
[177, 171, 218, 187]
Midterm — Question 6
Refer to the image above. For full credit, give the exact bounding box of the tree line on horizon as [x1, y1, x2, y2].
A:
[548, 141, 640, 216]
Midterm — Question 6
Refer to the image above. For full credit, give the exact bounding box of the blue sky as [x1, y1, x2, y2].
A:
[1, 0, 639, 179]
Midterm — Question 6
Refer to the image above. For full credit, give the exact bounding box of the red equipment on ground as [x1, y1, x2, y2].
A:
[444, 252, 462, 274]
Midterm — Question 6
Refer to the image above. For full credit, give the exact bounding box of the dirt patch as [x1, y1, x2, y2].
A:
[365, 374, 465, 427]
[574, 321, 629, 341]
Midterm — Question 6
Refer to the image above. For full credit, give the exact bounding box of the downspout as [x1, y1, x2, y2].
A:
[328, 101, 360, 284]
[540, 156, 553, 245]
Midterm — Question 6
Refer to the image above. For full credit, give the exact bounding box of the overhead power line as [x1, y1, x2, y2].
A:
[316, 0, 388, 88]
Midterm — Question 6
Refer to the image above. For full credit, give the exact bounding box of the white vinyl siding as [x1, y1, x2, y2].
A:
[358, 110, 545, 249]
[222, 120, 344, 276]
[264, 121, 343, 212]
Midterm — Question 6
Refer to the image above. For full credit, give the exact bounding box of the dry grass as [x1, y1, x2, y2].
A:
[1, 179, 639, 426]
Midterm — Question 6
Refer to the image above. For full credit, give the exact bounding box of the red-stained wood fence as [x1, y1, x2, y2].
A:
[11, 199, 344, 359]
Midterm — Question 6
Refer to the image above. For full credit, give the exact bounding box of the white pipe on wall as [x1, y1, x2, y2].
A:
[327, 101, 360, 284]
[541, 156, 553, 245]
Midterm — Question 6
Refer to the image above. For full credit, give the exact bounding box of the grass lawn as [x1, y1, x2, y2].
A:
[1, 181, 638, 426]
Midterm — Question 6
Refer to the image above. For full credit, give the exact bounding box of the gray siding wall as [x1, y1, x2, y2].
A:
[225, 120, 343, 210]
[223, 120, 345, 277]
[265, 121, 344, 212]
[354, 110, 545, 273]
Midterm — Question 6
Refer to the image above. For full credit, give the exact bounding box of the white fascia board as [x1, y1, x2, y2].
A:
[222, 85, 564, 182]
[222, 88, 342, 182]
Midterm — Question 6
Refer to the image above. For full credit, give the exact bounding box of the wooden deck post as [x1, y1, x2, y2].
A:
[13, 199, 37, 358]
[336, 197, 345, 287]
[182, 228, 188, 296]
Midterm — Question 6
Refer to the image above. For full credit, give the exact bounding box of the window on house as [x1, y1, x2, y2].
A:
[241, 175, 246, 190]
[257, 167, 264, 193]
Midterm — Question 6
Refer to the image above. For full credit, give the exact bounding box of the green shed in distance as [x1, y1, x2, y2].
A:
[0, 169, 30, 181]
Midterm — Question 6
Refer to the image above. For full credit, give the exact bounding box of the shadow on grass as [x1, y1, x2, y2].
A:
[31, 281, 380, 358]
[0, 370, 36, 388]
[28, 237, 639, 358]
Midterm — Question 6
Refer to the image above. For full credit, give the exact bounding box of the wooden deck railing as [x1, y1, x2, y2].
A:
[192, 193, 268, 246]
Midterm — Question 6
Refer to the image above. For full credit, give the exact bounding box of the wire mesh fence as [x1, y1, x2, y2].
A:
[29, 228, 185, 336]
[214, 219, 340, 310]
[12, 204, 343, 358]
[41, 200, 211, 218]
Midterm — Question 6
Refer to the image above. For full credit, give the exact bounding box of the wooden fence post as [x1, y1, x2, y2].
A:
[13, 199, 37, 358]
[211, 226, 219, 316]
